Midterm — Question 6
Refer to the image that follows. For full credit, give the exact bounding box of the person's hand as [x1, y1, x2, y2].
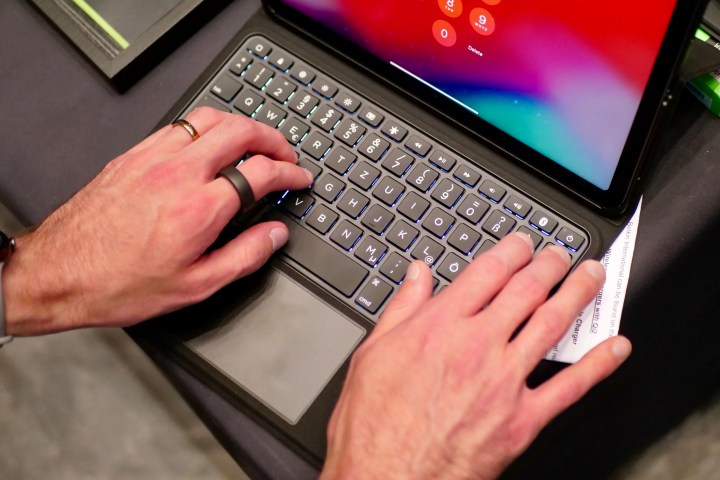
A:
[321, 233, 632, 480]
[4, 107, 312, 335]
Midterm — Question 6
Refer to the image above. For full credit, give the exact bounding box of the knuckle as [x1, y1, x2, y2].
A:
[513, 270, 550, 304]
[189, 105, 225, 125]
[477, 252, 511, 281]
[503, 415, 537, 456]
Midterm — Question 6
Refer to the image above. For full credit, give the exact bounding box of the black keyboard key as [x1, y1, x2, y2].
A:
[266, 77, 296, 103]
[290, 63, 316, 85]
[359, 107, 384, 127]
[517, 226, 542, 250]
[301, 131, 333, 160]
[256, 103, 286, 128]
[210, 75, 243, 102]
[397, 191, 430, 222]
[354, 237, 388, 267]
[229, 52, 252, 75]
[448, 224, 481, 255]
[268, 50, 294, 71]
[244, 63, 274, 89]
[386, 221, 419, 251]
[411, 236, 445, 267]
[248, 38, 272, 58]
[382, 148, 414, 177]
[504, 195, 532, 219]
[406, 163, 439, 193]
[474, 239, 496, 259]
[194, 96, 231, 112]
[279, 117, 309, 145]
[478, 179, 506, 203]
[457, 195, 490, 225]
[330, 220, 364, 250]
[437, 253, 469, 282]
[348, 161, 381, 190]
[298, 157, 322, 180]
[337, 189, 370, 218]
[334, 118, 366, 147]
[431, 178, 464, 208]
[422, 208, 455, 238]
[405, 135, 432, 157]
[325, 147, 357, 175]
[373, 177, 405, 206]
[428, 149, 457, 171]
[380, 253, 411, 284]
[358, 133, 390, 162]
[313, 77, 339, 99]
[288, 90, 320, 118]
[313, 173, 345, 203]
[381, 121, 408, 142]
[454, 165, 481, 187]
[556, 227, 585, 251]
[355, 277, 393, 313]
[278, 216, 367, 297]
[529, 211, 559, 235]
[283, 192, 314, 218]
[306, 204, 339, 234]
[335, 92, 361, 113]
[312, 104, 343, 132]
[361, 204, 394, 235]
[234, 90, 264, 116]
[482, 210, 516, 240]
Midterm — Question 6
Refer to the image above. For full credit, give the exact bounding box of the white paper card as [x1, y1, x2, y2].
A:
[544, 199, 642, 364]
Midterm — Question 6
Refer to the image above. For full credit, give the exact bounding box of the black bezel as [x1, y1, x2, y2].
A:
[264, 0, 707, 213]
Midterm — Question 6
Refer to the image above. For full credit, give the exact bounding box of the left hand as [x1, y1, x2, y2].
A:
[4, 108, 312, 335]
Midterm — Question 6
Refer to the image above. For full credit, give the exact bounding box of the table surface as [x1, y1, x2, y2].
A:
[3, 2, 720, 479]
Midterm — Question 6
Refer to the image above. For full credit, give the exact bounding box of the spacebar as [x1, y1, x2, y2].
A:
[273, 215, 369, 297]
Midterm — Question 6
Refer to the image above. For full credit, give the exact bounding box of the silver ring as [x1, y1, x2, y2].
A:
[171, 119, 200, 141]
[217, 166, 255, 213]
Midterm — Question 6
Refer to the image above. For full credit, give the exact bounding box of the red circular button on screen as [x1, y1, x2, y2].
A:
[469, 7, 496, 36]
[438, 0, 463, 18]
[432, 20, 457, 47]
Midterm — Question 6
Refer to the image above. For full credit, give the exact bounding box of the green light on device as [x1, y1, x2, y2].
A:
[72, 0, 130, 50]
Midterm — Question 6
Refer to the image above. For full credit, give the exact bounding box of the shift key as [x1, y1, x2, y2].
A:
[272, 213, 368, 297]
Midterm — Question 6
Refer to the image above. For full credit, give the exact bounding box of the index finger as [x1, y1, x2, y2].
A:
[183, 113, 297, 179]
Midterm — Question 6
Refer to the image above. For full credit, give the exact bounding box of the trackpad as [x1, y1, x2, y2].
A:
[186, 269, 365, 424]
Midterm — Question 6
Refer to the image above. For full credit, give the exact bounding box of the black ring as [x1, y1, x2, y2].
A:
[217, 166, 256, 213]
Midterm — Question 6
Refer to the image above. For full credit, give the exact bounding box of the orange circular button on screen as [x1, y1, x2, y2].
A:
[483, 0, 501, 5]
[438, 0, 463, 18]
[432, 20, 457, 47]
[469, 8, 496, 36]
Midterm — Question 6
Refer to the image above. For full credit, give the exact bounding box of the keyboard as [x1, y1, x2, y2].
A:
[188, 35, 589, 320]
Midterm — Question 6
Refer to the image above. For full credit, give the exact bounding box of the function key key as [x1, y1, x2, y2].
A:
[359, 107, 384, 127]
[556, 227, 585, 251]
[456, 195, 490, 225]
[481, 210, 516, 240]
[381, 121, 408, 142]
[335, 92, 361, 113]
[290, 63, 317, 85]
[279, 117, 309, 145]
[313, 77, 339, 99]
[355, 277, 393, 314]
[229, 52, 252, 75]
[478, 179, 506, 203]
[454, 165, 481, 187]
[428, 149, 457, 171]
[358, 133, 390, 162]
[503, 194, 532, 219]
[288, 90, 320, 117]
[529, 211, 559, 235]
[244, 63, 275, 89]
[406, 163, 439, 193]
[210, 75, 243, 102]
[405, 135, 432, 157]
[248, 38, 272, 58]
[268, 50, 294, 71]
[517, 226, 543, 250]
[431, 178, 464, 209]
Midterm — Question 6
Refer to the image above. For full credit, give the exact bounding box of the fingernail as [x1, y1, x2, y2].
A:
[547, 245, 571, 266]
[611, 337, 632, 361]
[406, 261, 421, 281]
[513, 231, 535, 252]
[269, 227, 289, 251]
[584, 260, 606, 285]
[304, 168, 314, 185]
